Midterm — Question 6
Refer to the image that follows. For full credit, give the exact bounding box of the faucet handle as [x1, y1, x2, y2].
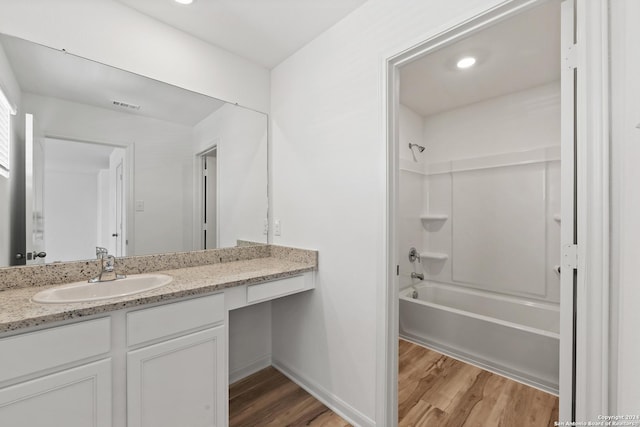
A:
[103, 255, 115, 272]
[96, 247, 109, 259]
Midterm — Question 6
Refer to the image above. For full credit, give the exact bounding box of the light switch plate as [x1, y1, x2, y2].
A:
[135, 200, 145, 212]
[274, 219, 281, 236]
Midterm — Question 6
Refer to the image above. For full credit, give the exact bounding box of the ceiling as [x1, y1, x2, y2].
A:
[0, 34, 225, 126]
[44, 138, 117, 173]
[400, 1, 561, 118]
[116, 0, 368, 69]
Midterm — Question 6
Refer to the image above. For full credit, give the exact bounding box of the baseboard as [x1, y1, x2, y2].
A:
[271, 358, 376, 427]
[229, 354, 272, 385]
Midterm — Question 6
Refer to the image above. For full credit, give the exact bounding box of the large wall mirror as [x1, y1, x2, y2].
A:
[0, 34, 268, 267]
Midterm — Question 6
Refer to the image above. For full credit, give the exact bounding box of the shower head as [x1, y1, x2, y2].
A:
[409, 143, 426, 153]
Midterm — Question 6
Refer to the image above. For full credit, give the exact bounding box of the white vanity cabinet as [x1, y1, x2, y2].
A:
[0, 318, 112, 427]
[0, 270, 315, 427]
[126, 293, 226, 427]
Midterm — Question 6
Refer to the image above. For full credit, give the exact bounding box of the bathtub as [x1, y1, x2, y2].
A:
[399, 281, 559, 394]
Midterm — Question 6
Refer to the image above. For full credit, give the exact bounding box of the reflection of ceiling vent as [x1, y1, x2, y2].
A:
[112, 100, 141, 110]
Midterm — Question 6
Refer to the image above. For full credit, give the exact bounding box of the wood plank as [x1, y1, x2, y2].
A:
[229, 340, 559, 426]
[229, 367, 352, 427]
[398, 339, 559, 426]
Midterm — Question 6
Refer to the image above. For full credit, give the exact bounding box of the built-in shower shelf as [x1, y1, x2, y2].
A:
[420, 252, 449, 261]
[420, 214, 448, 222]
[553, 214, 561, 223]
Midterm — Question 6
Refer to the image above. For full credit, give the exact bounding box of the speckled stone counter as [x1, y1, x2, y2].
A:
[0, 245, 317, 333]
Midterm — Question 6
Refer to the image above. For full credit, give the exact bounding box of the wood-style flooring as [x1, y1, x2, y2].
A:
[229, 340, 559, 427]
[229, 366, 350, 427]
[398, 339, 559, 426]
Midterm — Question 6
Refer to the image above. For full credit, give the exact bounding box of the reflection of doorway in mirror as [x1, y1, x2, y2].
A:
[43, 137, 127, 262]
[25, 114, 46, 265]
[197, 146, 218, 250]
[114, 161, 125, 257]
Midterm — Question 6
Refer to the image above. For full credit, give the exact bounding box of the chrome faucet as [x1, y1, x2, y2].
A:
[411, 272, 424, 280]
[89, 247, 125, 283]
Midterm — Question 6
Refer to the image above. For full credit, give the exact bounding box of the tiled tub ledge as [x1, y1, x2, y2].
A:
[0, 245, 318, 333]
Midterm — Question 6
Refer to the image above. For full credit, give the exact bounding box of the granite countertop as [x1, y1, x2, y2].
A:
[0, 245, 317, 334]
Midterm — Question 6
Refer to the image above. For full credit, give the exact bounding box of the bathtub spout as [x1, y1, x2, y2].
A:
[411, 272, 424, 280]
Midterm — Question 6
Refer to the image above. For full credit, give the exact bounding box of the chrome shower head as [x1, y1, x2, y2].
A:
[409, 143, 426, 153]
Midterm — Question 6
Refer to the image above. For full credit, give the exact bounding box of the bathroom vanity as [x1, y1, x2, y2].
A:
[0, 245, 317, 427]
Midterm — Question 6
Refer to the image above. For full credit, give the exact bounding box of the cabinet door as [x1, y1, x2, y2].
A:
[127, 327, 226, 427]
[0, 359, 111, 427]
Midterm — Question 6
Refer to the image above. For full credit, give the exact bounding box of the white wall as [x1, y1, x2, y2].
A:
[22, 93, 194, 257]
[399, 104, 426, 171]
[422, 81, 561, 163]
[193, 103, 268, 248]
[44, 170, 99, 262]
[610, 0, 640, 414]
[269, 0, 511, 424]
[398, 105, 425, 288]
[0, 0, 270, 113]
[228, 303, 272, 384]
[0, 151, 10, 265]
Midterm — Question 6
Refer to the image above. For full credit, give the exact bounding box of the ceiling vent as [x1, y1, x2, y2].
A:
[112, 100, 141, 110]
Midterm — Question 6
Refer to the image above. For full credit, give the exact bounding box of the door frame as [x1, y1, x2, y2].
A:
[380, 0, 610, 424]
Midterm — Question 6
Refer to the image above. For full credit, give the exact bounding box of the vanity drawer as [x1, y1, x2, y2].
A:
[127, 293, 224, 347]
[246, 275, 306, 304]
[0, 317, 111, 383]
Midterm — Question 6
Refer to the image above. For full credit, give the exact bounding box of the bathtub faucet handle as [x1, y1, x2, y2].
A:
[408, 247, 421, 263]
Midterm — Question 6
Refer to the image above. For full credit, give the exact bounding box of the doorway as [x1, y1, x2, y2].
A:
[40, 136, 128, 262]
[196, 146, 219, 250]
[379, 0, 612, 424]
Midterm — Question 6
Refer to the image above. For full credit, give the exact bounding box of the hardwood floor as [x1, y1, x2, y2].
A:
[229, 367, 351, 427]
[229, 340, 559, 426]
[398, 339, 559, 427]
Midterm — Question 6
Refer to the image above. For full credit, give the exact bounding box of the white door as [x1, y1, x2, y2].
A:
[24, 113, 46, 265]
[114, 161, 124, 256]
[0, 359, 112, 427]
[559, 0, 577, 421]
[127, 327, 226, 427]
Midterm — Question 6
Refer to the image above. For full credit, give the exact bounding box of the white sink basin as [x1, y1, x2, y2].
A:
[32, 274, 173, 304]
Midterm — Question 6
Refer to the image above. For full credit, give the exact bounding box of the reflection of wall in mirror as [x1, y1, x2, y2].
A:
[44, 160, 99, 262]
[0, 137, 10, 265]
[0, 40, 22, 266]
[193, 104, 268, 248]
[23, 92, 195, 258]
[0, 154, 8, 266]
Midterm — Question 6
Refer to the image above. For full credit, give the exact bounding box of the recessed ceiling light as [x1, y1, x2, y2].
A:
[456, 57, 476, 69]
[174, 0, 193, 5]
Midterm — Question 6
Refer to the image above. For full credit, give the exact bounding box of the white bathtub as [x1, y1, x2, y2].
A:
[399, 281, 559, 394]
